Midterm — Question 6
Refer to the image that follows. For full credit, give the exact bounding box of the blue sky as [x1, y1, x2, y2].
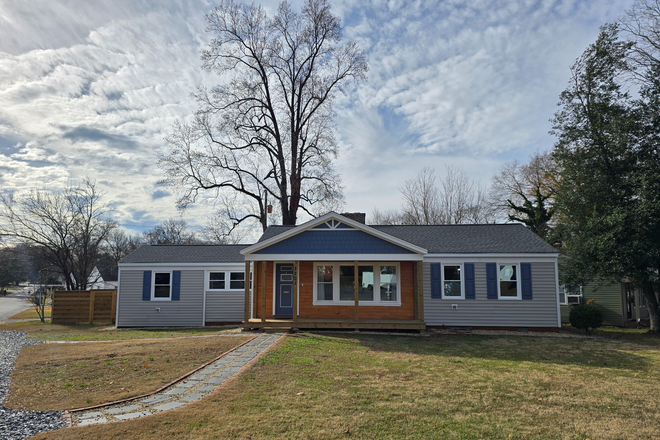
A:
[0, 0, 633, 234]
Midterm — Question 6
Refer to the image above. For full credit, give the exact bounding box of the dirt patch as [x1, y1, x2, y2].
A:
[5, 335, 250, 411]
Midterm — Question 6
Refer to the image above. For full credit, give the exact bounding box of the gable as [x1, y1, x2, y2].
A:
[253, 230, 415, 254]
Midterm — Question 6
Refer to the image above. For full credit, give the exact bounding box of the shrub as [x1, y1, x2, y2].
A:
[569, 303, 604, 334]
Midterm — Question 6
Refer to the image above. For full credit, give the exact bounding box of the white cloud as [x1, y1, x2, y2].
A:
[0, 0, 636, 232]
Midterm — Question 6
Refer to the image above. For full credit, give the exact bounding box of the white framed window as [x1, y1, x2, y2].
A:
[152, 271, 172, 300]
[313, 262, 400, 306]
[559, 284, 582, 305]
[442, 264, 463, 299]
[498, 264, 520, 299]
[229, 272, 245, 290]
[206, 271, 245, 291]
[208, 272, 225, 290]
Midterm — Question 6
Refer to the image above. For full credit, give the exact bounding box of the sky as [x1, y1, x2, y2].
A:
[0, 0, 635, 237]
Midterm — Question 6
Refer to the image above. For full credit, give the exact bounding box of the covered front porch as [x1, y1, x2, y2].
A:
[240, 259, 426, 332]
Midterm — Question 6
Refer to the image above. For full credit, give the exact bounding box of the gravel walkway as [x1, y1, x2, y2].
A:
[0, 331, 67, 440]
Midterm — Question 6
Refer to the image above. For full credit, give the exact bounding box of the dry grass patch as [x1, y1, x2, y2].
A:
[9, 306, 51, 320]
[0, 320, 240, 341]
[31, 333, 660, 440]
[7, 335, 250, 411]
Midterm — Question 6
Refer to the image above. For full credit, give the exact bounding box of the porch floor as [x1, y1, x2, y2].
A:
[243, 318, 426, 331]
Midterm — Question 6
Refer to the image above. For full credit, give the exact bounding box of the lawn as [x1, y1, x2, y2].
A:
[9, 306, 52, 320]
[0, 320, 241, 341]
[6, 335, 251, 410]
[30, 332, 660, 440]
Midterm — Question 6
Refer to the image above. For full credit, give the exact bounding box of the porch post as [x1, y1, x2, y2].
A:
[261, 261, 267, 323]
[354, 261, 359, 324]
[418, 260, 425, 323]
[413, 262, 419, 321]
[243, 261, 250, 324]
[293, 261, 298, 326]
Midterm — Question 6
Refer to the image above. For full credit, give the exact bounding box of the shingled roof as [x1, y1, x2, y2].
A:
[119, 244, 251, 264]
[257, 223, 557, 254]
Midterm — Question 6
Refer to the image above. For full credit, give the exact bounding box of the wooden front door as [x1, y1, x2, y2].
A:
[275, 263, 294, 317]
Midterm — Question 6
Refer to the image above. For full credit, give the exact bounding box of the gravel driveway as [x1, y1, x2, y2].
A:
[0, 331, 66, 439]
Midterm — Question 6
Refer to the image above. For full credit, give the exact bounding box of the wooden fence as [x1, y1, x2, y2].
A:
[51, 290, 117, 324]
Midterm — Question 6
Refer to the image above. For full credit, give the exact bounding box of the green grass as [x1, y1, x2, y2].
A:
[37, 332, 660, 440]
[0, 320, 240, 341]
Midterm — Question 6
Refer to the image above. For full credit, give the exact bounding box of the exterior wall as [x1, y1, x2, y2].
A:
[559, 282, 625, 326]
[424, 261, 559, 328]
[583, 283, 623, 326]
[205, 289, 244, 324]
[252, 261, 415, 320]
[117, 269, 204, 327]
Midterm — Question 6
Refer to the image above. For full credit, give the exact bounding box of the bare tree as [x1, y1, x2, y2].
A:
[143, 218, 199, 245]
[158, 0, 366, 240]
[490, 151, 557, 240]
[400, 167, 442, 225]
[620, 0, 660, 84]
[437, 166, 493, 224]
[372, 167, 494, 225]
[0, 179, 116, 290]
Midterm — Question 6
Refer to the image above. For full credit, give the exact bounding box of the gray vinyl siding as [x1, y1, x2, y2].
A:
[205, 290, 244, 323]
[117, 269, 204, 327]
[424, 261, 559, 328]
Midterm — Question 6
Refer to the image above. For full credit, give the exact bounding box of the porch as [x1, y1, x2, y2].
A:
[241, 260, 426, 332]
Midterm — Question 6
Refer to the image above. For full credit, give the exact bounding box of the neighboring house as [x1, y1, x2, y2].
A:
[116, 212, 561, 331]
[559, 282, 649, 327]
[88, 266, 119, 290]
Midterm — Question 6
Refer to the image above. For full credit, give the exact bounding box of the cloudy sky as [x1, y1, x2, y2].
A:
[0, 0, 634, 236]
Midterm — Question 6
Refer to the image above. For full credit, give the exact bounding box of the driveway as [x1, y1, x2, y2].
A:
[0, 289, 32, 323]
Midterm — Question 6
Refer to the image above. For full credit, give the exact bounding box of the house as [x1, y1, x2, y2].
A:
[559, 282, 649, 327]
[116, 212, 561, 331]
[88, 265, 119, 290]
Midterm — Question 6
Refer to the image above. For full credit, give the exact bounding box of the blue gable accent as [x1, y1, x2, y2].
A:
[312, 223, 331, 229]
[334, 222, 353, 229]
[253, 230, 416, 254]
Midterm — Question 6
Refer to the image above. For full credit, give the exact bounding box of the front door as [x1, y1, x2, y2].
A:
[275, 263, 294, 317]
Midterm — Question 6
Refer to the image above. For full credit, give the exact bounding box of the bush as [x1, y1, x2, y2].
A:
[569, 303, 604, 334]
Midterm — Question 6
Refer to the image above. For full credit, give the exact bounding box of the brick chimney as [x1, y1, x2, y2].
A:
[340, 212, 366, 224]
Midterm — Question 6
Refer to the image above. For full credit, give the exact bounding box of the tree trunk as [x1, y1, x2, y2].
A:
[642, 283, 659, 334]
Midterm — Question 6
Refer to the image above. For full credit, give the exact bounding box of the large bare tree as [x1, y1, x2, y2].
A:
[0, 179, 116, 291]
[158, 0, 367, 237]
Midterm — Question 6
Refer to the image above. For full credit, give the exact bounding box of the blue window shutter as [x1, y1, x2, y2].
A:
[142, 271, 152, 301]
[464, 263, 475, 299]
[172, 271, 181, 301]
[521, 263, 532, 300]
[486, 263, 497, 299]
[430, 263, 441, 299]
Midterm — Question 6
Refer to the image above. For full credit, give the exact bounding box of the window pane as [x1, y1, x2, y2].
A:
[317, 283, 333, 301]
[444, 265, 461, 281]
[499, 265, 517, 281]
[209, 272, 225, 290]
[317, 266, 333, 283]
[155, 273, 170, 285]
[380, 266, 397, 301]
[500, 281, 518, 297]
[316, 266, 333, 301]
[559, 287, 566, 304]
[339, 266, 354, 301]
[230, 272, 245, 289]
[154, 285, 170, 298]
[444, 281, 461, 297]
[358, 266, 374, 301]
